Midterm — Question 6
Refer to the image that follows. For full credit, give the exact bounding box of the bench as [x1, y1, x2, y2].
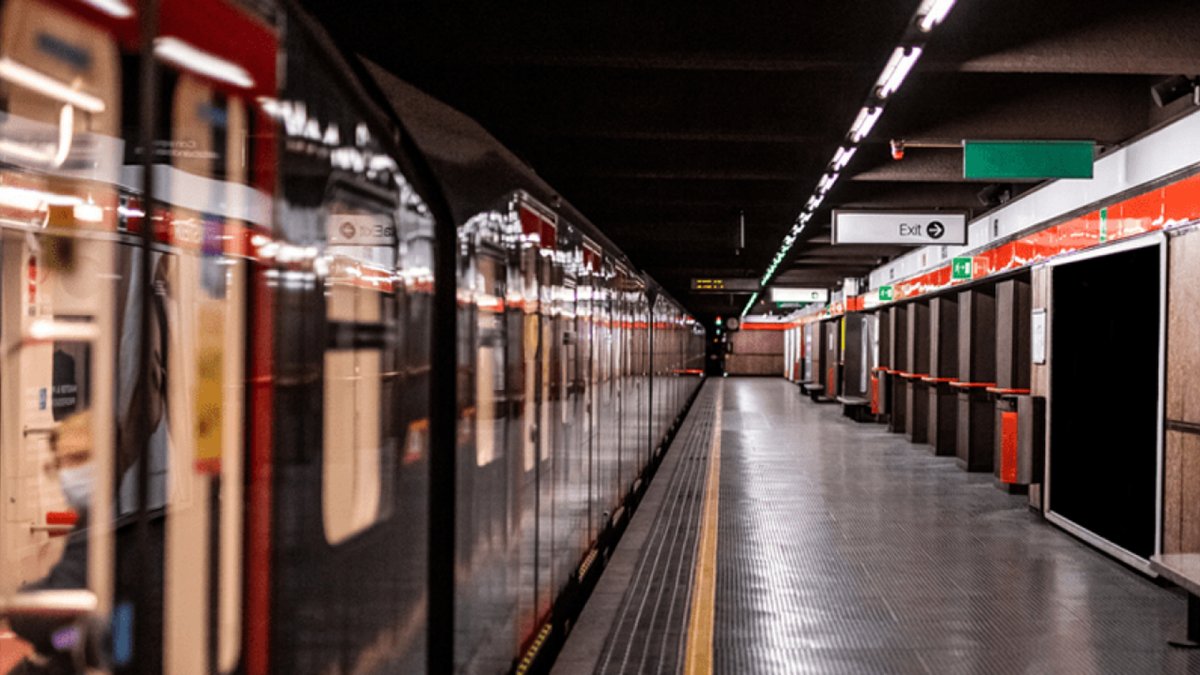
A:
[800, 382, 826, 402]
[1149, 553, 1200, 648]
[836, 395, 873, 422]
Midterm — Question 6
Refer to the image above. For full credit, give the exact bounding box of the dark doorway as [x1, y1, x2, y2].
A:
[1050, 242, 1161, 559]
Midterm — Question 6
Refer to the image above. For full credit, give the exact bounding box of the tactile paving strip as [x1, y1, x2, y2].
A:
[594, 381, 721, 675]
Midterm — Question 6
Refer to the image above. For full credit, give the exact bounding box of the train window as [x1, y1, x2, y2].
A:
[322, 189, 399, 545]
[0, 0, 123, 634]
[157, 65, 260, 674]
[474, 245, 506, 467]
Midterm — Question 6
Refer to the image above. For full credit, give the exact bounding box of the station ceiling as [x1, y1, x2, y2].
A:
[301, 0, 1200, 319]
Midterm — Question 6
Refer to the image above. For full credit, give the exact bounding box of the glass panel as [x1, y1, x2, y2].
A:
[321, 194, 397, 545]
[0, 0, 126, 671]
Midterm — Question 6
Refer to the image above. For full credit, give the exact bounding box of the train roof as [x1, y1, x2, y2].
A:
[362, 62, 691, 314]
[361, 63, 599, 247]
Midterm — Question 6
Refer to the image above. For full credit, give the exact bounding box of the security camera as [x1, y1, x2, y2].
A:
[1151, 75, 1199, 108]
[890, 139, 905, 161]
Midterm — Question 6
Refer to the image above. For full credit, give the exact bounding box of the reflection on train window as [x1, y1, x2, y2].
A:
[322, 192, 399, 545]
[0, 0, 121, 612]
[474, 247, 505, 467]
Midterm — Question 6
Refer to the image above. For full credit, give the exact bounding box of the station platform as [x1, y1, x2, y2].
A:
[555, 377, 1200, 674]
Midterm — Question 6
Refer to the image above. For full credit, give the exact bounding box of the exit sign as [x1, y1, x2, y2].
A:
[879, 285, 894, 302]
[963, 140, 1094, 180]
[951, 257, 973, 280]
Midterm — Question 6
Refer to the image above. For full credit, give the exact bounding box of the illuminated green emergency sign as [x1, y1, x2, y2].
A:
[951, 257, 972, 280]
[963, 140, 1095, 180]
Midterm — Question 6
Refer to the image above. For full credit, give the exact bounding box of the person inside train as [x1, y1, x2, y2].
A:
[7, 252, 171, 675]
[7, 411, 94, 675]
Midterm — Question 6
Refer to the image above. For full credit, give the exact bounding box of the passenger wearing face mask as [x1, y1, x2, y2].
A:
[7, 411, 93, 675]
[7, 252, 170, 675]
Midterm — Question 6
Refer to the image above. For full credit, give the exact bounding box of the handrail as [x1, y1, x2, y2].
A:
[987, 387, 1031, 395]
[948, 381, 997, 389]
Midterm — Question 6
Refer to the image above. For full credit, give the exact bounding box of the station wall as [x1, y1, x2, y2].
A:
[1164, 226, 1200, 553]
[726, 328, 783, 376]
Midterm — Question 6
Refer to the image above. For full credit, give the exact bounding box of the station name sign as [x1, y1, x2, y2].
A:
[690, 278, 760, 292]
[832, 210, 968, 246]
[771, 287, 829, 303]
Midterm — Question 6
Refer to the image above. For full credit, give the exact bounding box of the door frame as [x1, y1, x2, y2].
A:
[1042, 231, 1167, 572]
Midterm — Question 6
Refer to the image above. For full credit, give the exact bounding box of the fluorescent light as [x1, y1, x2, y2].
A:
[80, 0, 134, 18]
[817, 172, 839, 193]
[742, 292, 759, 317]
[0, 58, 106, 113]
[154, 37, 255, 89]
[73, 203, 104, 222]
[876, 47, 922, 99]
[917, 0, 956, 31]
[832, 146, 858, 171]
[0, 185, 82, 211]
[849, 106, 883, 142]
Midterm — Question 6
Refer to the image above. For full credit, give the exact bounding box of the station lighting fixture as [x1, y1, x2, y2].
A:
[743, 0, 959, 319]
[154, 37, 256, 89]
[82, 0, 133, 17]
[832, 146, 857, 170]
[817, 172, 839, 193]
[0, 58, 107, 113]
[740, 291, 759, 318]
[916, 0, 957, 32]
[849, 106, 883, 143]
[875, 47, 923, 99]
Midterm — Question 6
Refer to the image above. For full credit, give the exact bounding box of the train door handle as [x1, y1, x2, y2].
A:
[1, 589, 112, 670]
[16, 318, 100, 350]
[0, 589, 97, 619]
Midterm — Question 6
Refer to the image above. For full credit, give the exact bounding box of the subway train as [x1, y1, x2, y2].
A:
[0, 1, 705, 673]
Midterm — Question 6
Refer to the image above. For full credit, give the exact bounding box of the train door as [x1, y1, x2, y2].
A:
[0, 0, 128, 670]
[578, 240, 600, 540]
[594, 260, 616, 533]
[547, 224, 575, 603]
[513, 196, 558, 638]
[265, 11, 434, 673]
[513, 199, 545, 644]
[577, 245, 597, 545]
[455, 209, 516, 671]
[134, 4, 280, 673]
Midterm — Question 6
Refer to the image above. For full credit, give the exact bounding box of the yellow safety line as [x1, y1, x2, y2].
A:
[684, 385, 723, 675]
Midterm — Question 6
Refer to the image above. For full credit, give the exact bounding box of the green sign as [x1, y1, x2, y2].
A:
[963, 140, 1094, 180]
[1099, 207, 1108, 243]
[775, 301, 809, 310]
[879, 285, 894, 302]
[951, 257, 973, 280]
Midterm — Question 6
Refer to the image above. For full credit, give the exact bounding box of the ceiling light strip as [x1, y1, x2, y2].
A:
[876, 47, 923, 99]
[917, 0, 957, 32]
[749, 1, 957, 310]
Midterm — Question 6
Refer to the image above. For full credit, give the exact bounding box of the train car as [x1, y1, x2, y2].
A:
[0, 1, 703, 673]
[368, 64, 704, 672]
